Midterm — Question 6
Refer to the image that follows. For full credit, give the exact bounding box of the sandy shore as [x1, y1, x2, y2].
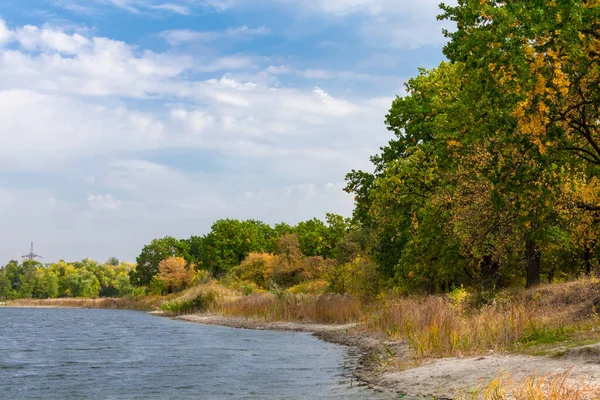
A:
[175, 313, 600, 399]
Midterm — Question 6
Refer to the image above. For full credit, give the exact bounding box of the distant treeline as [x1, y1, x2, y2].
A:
[129, 214, 358, 292]
[0, 259, 142, 300]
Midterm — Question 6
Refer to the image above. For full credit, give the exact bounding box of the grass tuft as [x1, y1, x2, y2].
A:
[458, 370, 600, 399]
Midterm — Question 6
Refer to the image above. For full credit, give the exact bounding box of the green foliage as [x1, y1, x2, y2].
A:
[0, 259, 139, 300]
[160, 285, 220, 314]
[328, 256, 388, 300]
[130, 236, 190, 287]
[199, 219, 274, 275]
[296, 215, 349, 259]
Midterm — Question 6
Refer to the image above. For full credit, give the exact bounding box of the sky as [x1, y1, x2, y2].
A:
[0, 0, 453, 263]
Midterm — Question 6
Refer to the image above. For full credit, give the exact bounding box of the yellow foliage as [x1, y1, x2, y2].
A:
[235, 252, 279, 288]
[158, 257, 195, 293]
[288, 280, 329, 295]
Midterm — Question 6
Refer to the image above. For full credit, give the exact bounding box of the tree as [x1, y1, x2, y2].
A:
[64, 269, 100, 298]
[436, 0, 600, 286]
[130, 237, 190, 287]
[106, 257, 120, 266]
[200, 219, 273, 275]
[296, 216, 349, 259]
[32, 269, 59, 299]
[157, 257, 195, 293]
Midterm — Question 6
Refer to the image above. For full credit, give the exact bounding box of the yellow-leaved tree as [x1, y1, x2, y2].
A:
[158, 257, 195, 293]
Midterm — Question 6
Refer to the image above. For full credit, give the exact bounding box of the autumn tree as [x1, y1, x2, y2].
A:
[158, 257, 195, 293]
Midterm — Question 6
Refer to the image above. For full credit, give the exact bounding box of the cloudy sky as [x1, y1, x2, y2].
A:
[0, 0, 452, 263]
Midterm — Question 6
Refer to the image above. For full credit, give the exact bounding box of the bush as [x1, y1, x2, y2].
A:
[288, 280, 329, 295]
[234, 253, 278, 288]
[328, 256, 387, 300]
[160, 282, 237, 315]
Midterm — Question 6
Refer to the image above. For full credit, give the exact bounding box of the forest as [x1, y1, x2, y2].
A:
[2, 1, 600, 301]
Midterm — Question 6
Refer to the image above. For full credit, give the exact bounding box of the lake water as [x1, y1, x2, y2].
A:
[0, 308, 395, 399]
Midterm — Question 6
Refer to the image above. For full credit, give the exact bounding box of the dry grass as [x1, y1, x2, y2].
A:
[160, 281, 239, 315]
[363, 278, 600, 358]
[5, 296, 163, 311]
[367, 296, 536, 357]
[458, 370, 600, 399]
[218, 293, 363, 324]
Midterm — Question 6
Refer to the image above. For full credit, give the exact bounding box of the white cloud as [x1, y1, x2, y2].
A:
[56, 0, 198, 15]
[15, 25, 90, 55]
[0, 89, 165, 170]
[0, 19, 13, 47]
[149, 3, 191, 15]
[308, 0, 454, 48]
[210, 0, 454, 48]
[160, 25, 270, 46]
[87, 194, 123, 210]
[0, 29, 192, 98]
[0, 18, 398, 262]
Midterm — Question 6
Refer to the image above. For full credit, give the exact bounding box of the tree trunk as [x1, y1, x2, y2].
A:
[585, 246, 592, 276]
[481, 255, 500, 288]
[584, 240, 596, 275]
[427, 278, 435, 295]
[526, 239, 541, 288]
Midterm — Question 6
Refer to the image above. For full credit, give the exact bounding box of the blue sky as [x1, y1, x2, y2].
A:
[0, 0, 453, 263]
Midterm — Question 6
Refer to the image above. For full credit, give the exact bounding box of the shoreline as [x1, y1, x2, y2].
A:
[173, 314, 406, 396]
[6, 304, 600, 398]
[174, 313, 600, 399]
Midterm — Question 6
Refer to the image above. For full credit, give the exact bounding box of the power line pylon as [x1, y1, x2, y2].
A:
[22, 242, 43, 262]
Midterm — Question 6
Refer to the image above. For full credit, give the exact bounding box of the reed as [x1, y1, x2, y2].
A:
[218, 293, 362, 324]
[367, 296, 537, 357]
[5, 297, 162, 310]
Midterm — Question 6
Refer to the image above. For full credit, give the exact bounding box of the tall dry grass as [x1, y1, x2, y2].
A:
[458, 371, 600, 399]
[364, 278, 600, 358]
[218, 293, 362, 324]
[368, 296, 537, 357]
[5, 297, 163, 310]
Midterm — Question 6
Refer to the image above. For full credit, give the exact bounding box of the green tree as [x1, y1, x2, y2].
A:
[200, 219, 273, 275]
[106, 257, 120, 266]
[130, 237, 190, 287]
[32, 269, 59, 299]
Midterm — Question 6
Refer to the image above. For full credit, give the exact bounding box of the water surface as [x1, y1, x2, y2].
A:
[0, 308, 395, 399]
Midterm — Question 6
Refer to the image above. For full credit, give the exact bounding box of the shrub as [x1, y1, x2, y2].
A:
[160, 282, 237, 315]
[328, 256, 387, 300]
[288, 280, 330, 295]
[234, 253, 278, 288]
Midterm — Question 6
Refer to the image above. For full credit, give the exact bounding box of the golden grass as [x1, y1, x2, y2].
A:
[5, 296, 163, 311]
[363, 278, 600, 358]
[368, 296, 536, 357]
[217, 293, 362, 324]
[458, 370, 600, 399]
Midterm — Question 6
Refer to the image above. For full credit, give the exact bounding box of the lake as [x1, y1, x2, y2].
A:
[0, 308, 395, 399]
